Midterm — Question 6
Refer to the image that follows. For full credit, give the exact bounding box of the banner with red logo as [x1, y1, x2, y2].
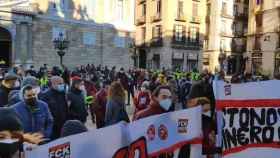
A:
[214, 80, 280, 158]
[25, 107, 203, 158]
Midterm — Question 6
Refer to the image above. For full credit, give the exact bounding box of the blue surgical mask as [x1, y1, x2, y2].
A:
[56, 84, 65, 92]
[159, 99, 172, 111]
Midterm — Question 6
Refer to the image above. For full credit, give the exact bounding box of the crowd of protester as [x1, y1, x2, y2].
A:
[0, 63, 276, 158]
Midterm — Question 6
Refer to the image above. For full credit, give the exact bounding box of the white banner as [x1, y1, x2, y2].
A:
[215, 80, 280, 158]
[25, 107, 203, 158]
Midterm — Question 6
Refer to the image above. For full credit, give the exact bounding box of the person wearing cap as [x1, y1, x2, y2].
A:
[40, 76, 68, 140]
[0, 72, 18, 107]
[12, 85, 53, 138]
[67, 77, 88, 123]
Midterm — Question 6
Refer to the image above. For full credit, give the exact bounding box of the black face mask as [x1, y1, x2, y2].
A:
[0, 140, 21, 158]
[25, 97, 37, 107]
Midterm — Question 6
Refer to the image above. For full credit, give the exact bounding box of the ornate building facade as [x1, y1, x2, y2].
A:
[0, 0, 135, 69]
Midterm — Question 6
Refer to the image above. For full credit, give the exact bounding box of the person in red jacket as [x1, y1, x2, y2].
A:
[133, 85, 173, 121]
[133, 81, 151, 119]
[92, 83, 108, 129]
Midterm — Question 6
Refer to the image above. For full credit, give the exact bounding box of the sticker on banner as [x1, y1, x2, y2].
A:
[178, 119, 189, 134]
[49, 142, 70, 158]
[158, 124, 168, 140]
[147, 125, 156, 141]
[224, 85, 231, 96]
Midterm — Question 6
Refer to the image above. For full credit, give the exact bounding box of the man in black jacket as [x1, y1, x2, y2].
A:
[0, 72, 18, 107]
[40, 76, 68, 140]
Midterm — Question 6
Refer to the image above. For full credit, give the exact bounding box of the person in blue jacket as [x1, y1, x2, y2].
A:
[12, 84, 53, 138]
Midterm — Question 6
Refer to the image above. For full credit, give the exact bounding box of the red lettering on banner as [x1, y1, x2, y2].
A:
[113, 137, 148, 158]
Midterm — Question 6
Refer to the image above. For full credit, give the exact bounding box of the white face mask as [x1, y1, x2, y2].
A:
[140, 87, 146, 91]
[14, 80, 20, 88]
[33, 87, 41, 94]
[159, 99, 172, 111]
[79, 85, 86, 91]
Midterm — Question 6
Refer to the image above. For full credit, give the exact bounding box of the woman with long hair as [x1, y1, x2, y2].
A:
[105, 81, 130, 126]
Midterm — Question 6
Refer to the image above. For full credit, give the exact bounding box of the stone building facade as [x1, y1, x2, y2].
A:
[0, 0, 135, 69]
[246, 0, 280, 76]
[203, 0, 249, 74]
[135, 0, 206, 71]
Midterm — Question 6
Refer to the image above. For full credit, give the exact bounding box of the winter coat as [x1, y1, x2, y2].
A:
[105, 99, 129, 126]
[40, 89, 68, 139]
[133, 100, 166, 121]
[12, 100, 54, 138]
[92, 89, 107, 128]
[67, 88, 88, 123]
[0, 84, 13, 107]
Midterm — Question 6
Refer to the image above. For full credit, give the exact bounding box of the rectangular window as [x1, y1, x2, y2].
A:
[256, 13, 263, 27]
[178, 0, 184, 16]
[142, 3, 146, 16]
[153, 25, 162, 39]
[157, 0, 161, 14]
[175, 25, 184, 42]
[192, 3, 198, 17]
[189, 27, 198, 43]
[83, 32, 96, 46]
[233, 5, 238, 16]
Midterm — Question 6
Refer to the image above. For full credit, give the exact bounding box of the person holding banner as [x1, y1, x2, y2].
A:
[105, 81, 130, 126]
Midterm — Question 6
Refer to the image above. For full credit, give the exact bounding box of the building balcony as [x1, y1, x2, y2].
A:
[253, 45, 261, 52]
[171, 40, 202, 50]
[190, 16, 201, 24]
[151, 13, 162, 22]
[136, 16, 146, 25]
[150, 37, 163, 47]
[175, 14, 186, 22]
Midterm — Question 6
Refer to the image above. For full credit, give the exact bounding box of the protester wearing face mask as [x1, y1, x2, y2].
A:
[0, 72, 18, 107]
[0, 107, 45, 158]
[133, 85, 173, 121]
[67, 77, 88, 124]
[133, 81, 151, 119]
[12, 85, 53, 139]
[40, 76, 68, 140]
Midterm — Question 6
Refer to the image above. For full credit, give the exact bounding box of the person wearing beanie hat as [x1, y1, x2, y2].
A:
[61, 120, 88, 137]
[0, 72, 18, 107]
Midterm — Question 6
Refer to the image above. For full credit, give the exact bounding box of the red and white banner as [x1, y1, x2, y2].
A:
[25, 107, 203, 158]
[214, 80, 280, 158]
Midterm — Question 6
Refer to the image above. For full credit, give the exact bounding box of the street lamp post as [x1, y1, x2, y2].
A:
[53, 32, 70, 66]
